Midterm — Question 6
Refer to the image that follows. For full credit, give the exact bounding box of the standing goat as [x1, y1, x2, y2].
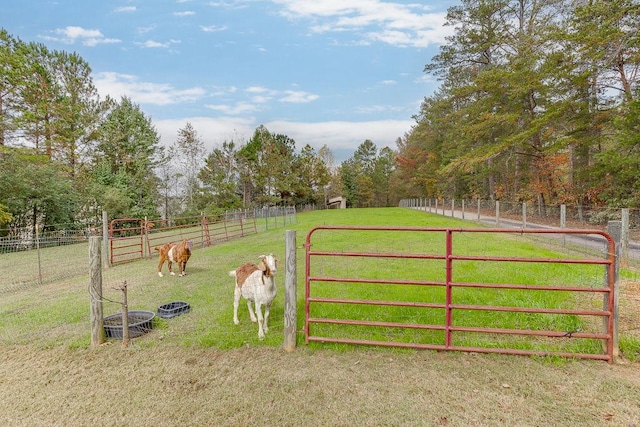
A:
[229, 254, 278, 340]
[155, 239, 192, 277]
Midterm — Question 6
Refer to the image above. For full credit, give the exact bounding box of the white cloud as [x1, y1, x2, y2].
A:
[204, 102, 261, 115]
[414, 74, 438, 84]
[135, 39, 181, 48]
[207, 1, 253, 10]
[272, 0, 451, 48]
[355, 105, 405, 114]
[155, 116, 255, 149]
[137, 25, 156, 34]
[155, 117, 412, 162]
[246, 86, 272, 94]
[114, 6, 136, 13]
[201, 25, 227, 32]
[279, 90, 319, 103]
[251, 96, 271, 104]
[93, 72, 206, 106]
[267, 119, 411, 151]
[43, 26, 121, 46]
[174, 11, 196, 17]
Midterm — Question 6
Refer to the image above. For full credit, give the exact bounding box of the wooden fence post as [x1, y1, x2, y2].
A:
[120, 281, 130, 348]
[102, 211, 110, 267]
[36, 223, 43, 286]
[284, 230, 297, 352]
[621, 208, 629, 267]
[89, 236, 105, 346]
[522, 202, 527, 229]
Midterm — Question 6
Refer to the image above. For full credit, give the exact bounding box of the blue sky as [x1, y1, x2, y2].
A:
[1, 0, 456, 163]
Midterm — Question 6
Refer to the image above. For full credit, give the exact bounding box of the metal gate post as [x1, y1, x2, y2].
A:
[607, 221, 621, 357]
[445, 230, 453, 348]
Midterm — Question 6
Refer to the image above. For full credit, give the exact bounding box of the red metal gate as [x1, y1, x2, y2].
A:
[304, 226, 616, 363]
[109, 218, 146, 265]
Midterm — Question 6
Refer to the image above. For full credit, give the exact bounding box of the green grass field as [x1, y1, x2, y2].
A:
[1, 207, 632, 361]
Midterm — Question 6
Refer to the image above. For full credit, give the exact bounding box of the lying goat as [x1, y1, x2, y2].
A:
[155, 239, 192, 277]
[229, 254, 278, 340]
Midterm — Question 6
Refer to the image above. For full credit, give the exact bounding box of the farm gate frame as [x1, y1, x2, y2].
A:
[304, 226, 617, 363]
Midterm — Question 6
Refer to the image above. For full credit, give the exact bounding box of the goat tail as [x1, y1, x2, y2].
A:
[228, 270, 237, 278]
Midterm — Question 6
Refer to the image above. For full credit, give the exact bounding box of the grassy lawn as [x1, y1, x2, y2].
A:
[1, 207, 635, 360]
[1, 208, 640, 426]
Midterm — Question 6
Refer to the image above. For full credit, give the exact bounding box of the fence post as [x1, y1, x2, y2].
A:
[606, 221, 621, 357]
[451, 199, 455, 218]
[102, 211, 110, 267]
[495, 201, 500, 226]
[200, 213, 205, 248]
[560, 204, 566, 246]
[265, 207, 270, 231]
[143, 216, 149, 258]
[522, 202, 527, 229]
[621, 208, 629, 267]
[477, 199, 481, 223]
[36, 223, 43, 286]
[462, 199, 465, 220]
[89, 236, 105, 346]
[119, 281, 130, 348]
[284, 230, 297, 352]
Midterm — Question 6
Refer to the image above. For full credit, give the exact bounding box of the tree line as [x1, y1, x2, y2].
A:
[3, 0, 638, 234]
[398, 0, 639, 211]
[0, 29, 400, 235]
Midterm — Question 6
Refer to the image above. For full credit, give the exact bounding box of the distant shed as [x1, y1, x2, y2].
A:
[327, 196, 346, 209]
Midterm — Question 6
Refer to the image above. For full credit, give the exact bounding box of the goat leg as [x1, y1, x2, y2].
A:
[263, 303, 271, 334]
[233, 288, 241, 325]
[246, 300, 258, 323]
[256, 302, 265, 340]
[157, 258, 165, 277]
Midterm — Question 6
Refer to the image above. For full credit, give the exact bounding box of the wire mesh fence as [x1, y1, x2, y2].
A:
[402, 198, 640, 235]
[0, 207, 297, 293]
[400, 198, 640, 264]
[0, 206, 297, 348]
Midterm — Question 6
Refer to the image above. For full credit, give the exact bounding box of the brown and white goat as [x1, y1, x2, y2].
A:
[229, 254, 278, 340]
[155, 239, 192, 277]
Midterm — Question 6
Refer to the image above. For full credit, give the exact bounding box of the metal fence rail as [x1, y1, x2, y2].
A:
[304, 226, 616, 363]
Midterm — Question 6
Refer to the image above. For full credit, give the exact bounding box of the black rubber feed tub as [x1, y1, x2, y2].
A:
[103, 310, 155, 339]
[157, 301, 190, 319]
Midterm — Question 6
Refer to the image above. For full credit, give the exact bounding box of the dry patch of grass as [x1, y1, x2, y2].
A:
[1, 343, 639, 426]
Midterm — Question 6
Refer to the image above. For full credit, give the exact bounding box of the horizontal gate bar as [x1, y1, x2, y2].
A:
[304, 226, 617, 363]
[307, 318, 608, 339]
[305, 336, 611, 362]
